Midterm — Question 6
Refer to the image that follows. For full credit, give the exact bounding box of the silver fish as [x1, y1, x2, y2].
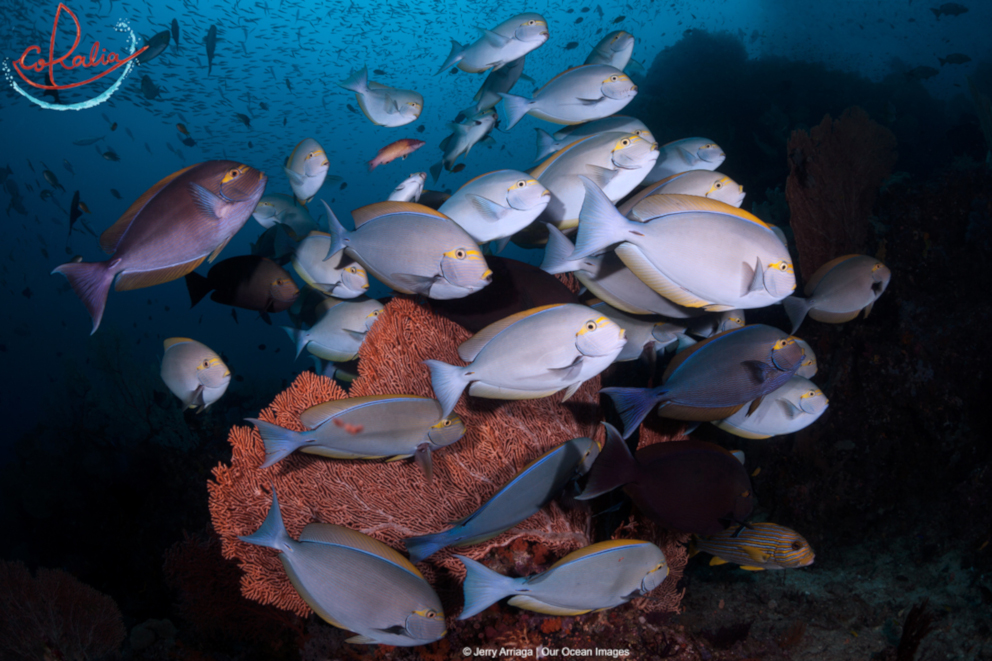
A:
[713, 375, 828, 439]
[387, 172, 427, 202]
[438, 13, 548, 74]
[438, 170, 549, 246]
[500, 65, 637, 130]
[160, 338, 230, 411]
[642, 137, 725, 185]
[339, 67, 422, 128]
[620, 170, 745, 213]
[584, 30, 635, 70]
[782, 255, 891, 333]
[239, 490, 447, 646]
[534, 114, 653, 162]
[283, 296, 382, 362]
[284, 138, 329, 205]
[291, 232, 369, 298]
[457, 539, 668, 618]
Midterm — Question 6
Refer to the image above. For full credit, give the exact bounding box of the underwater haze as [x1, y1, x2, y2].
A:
[1, 0, 991, 657]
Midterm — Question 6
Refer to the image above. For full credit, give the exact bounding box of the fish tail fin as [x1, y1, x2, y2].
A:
[404, 530, 453, 565]
[569, 175, 629, 260]
[184, 271, 212, 307]
[540, 225, 581, 275]
[498, 92, 533, 130]
[282, 326, 308, 359]
[338, 65, 369, 93]
[534, 127, 559, 161]
[424, 359, 468, 418]
[782, 295, 812, 334]
[321, 200, 350, 260]
[51, 259, 115, 335]
[600, 386, 667, 439]
[247, 418, 304, 468]
[238, 488, 294, 551]
[577, 422, 639, 499]
[437, 39, 464, 74]
[456, 555, 517, 620]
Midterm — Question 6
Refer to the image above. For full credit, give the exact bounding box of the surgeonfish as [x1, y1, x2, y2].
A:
[438, 170, 550, 247]
[430, 109, 498, 181]
[404, 436, 600, 563]
[438, 13, 549, 75]
[693, 522, 815, 571]
[569, 178, 796, 311]
[642, 138, 725, 185]
[368, 139, 425, 171]
[338, 67, 423, 128]
[462, 56, 526, 117]
[584, 30, 637, 71]
[533, 115, 654, 162]
[713, 375, 828, 439]
[457, 539, 668, 619]
[601, 324, 805, 438]
[52, 161, 266, 334]
[620, 170, 746, 214]
[283, 296, 383, 362]
[588, 300, 679, 361]
[251, 193, 320, 238]
[500, 65, 637, 130]
[541, 226, 705, 318]
[284, 138, 329, 205]
[247, 394, 464, 480]
[527, 132, 657, 236]
[321, 200, 492, 300]
[251, 224, 300, 265]
[185, 255, 299, 316]
[794, 339, 817, 378]
[782, 255, 892, 333]
[424, 303, 626, 418]
[292, 233, 369, 298]
[579, 423, 754, 534]
[388, 172, 427, 202]
[204, 25, 217, 76]
[239, 490, 447, 646]
[160, 337, 231, 411]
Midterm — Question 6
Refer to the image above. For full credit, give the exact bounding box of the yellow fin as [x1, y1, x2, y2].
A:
[352, 201, 449, 228]
[458, 304, 564, 362]
[467, 382, 561, 400]
[114, 256, 206, 291]
[163, 337, 194, 351]
[300, 447, 390, 460]
[739, 565, 765, 571]
[709, 556, 729, 566]
[548, 539, 651, 571]
[207, 236, 232, 263]
[629, 193, 771, 229]
[507, 595, 591, 616]
[615, 244, 710, 308]
[533, 65, 587, 96]
[299, 394, 433, 429]
[99, 164, 199, 254]
[530, 134, 597, 179]
[804, 254, 859, 294]
[741, 545, 772, 563]
[299, 522, 425, 579]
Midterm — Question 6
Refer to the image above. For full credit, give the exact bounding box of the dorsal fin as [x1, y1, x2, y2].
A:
[629, 194, 771, 230]
[457, 304, 564, 362]
[461, 169, 511, 188]
[100, 164, 199, 253]
[299, 522, 425, 579]
[533, 65, 589, 96]
[529, 134, 598, 179]
[804, 254, 858, 293]
[314, 297, 345, 317]
[352, 201, 450, 228]
[547, 539, 651, 571]
[163, 337, 194, 351]
[299, 394, 435, 429]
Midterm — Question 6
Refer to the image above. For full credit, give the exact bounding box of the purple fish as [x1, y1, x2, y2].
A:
[52, 160, 267, 333]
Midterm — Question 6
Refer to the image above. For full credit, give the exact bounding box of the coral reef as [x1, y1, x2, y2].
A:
[209, 297, 694, 622]
[785, 106, 898, 282]
[0, 559, 125, 661]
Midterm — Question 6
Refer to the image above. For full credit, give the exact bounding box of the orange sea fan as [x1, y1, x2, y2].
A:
[209, 297, 605, 618]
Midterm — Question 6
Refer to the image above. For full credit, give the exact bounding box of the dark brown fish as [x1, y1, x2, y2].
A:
[579, 425, 753, 535]
[185, 255, 298, 314]
[451, 162, 466, 173]
[564, 41, 579, 50]
[52, 161, 267, 333]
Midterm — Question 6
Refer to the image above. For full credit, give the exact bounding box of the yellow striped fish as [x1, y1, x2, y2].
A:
[692, 522, 814, 571]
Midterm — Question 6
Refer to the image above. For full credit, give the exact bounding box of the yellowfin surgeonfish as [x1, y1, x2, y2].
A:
[239, 490, 447, 646]
[282, 296, 383, 362]
[534, 115, 654, 162]
[291, 232, 369, 298]
[437, 13, 549, 75]
[713, 375, 828, 439]
[438, 170, 550, 247]
[284, 138, 329, 206]
[782, 255, 892, 334]
[692, 522, 815, 571]
[251, 193, 320, 238]
[160, 337, 231, 412]
[584, 30, 636, 71]
[500, 65, 638, 130]
[457, 539, 668, 618]
[621, 170, 745, 214]
[642, 138, 726, 185]
[338, 67, 423, 128]
[387, 172, 427, 202]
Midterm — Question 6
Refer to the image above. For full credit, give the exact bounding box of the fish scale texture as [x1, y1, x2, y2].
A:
[208, 297, 697, 619]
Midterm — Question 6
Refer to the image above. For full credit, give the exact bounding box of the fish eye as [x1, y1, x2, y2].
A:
[715, 182, 723, 188]
[620, 138, 630, 146]
[585, 320, 597, 331]
[229, 169, 239, 178]
[455, 249, 466, 259]
[779, 263, 789, 271]
[202, 360, 210, 368]
[791, 542, 802, 551]
[516, 180, 526, 188]
[528, 20, 535, 25]
[610, 75, 618, 82]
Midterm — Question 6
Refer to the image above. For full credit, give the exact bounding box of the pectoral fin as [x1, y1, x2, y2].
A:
[284, 166, 305, 186]
[583, 165, 620, 188]
[577, 97, 605, 105]
[182, 384, 204, 410]
[466, 194, 510, 222]
[679, 146, 700, 165]
[477, 27, 510, 48]
[742, 256, 764, 296]
[778, 398, 802, 419]
[389, 272, 438, 295]
[414, 443, 433, 484]
[742, 360, 775, 384]
[549, 355, 584, 381]
[188, 182, 223, 220]
[746, 395, 764, 416]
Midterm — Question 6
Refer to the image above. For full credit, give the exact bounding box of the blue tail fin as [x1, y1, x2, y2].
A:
[456, 555, 518, 620]
[424, 359, 468, 418]
[569, 176, 628, 260]
[600, 386, 667, 439]
[321, 200, 350, 261]
[247, 418, 305, 469]
[404, 530, 453, 565]
[238, 488, 295, 553]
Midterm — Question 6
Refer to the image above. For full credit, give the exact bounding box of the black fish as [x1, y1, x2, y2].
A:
[939, 53, 971, 65]
[930, 2, 968, 19]
[373, 68, 387, 75]
[235, 113, 251, 128]
[42, 69, 61, 105]
[181, 136, 197, 147]
[136, 30, 170, 64]
[171, 18, 180, 51]
[564, 41, 579, 50]
[22, 287, 32, 298]
[339, 181, 347, 190]
[67, 190, 81, 244]
[416, 124, 426, 133]
[185, 255, 298, 313]
[231, 308, 238, 323]
[346, 104, 359, 114]
[204, 24, 218, 75]
[574, 17, 583, 24]
[110, 189, 122, 199]
[612, 15, 625, 23]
